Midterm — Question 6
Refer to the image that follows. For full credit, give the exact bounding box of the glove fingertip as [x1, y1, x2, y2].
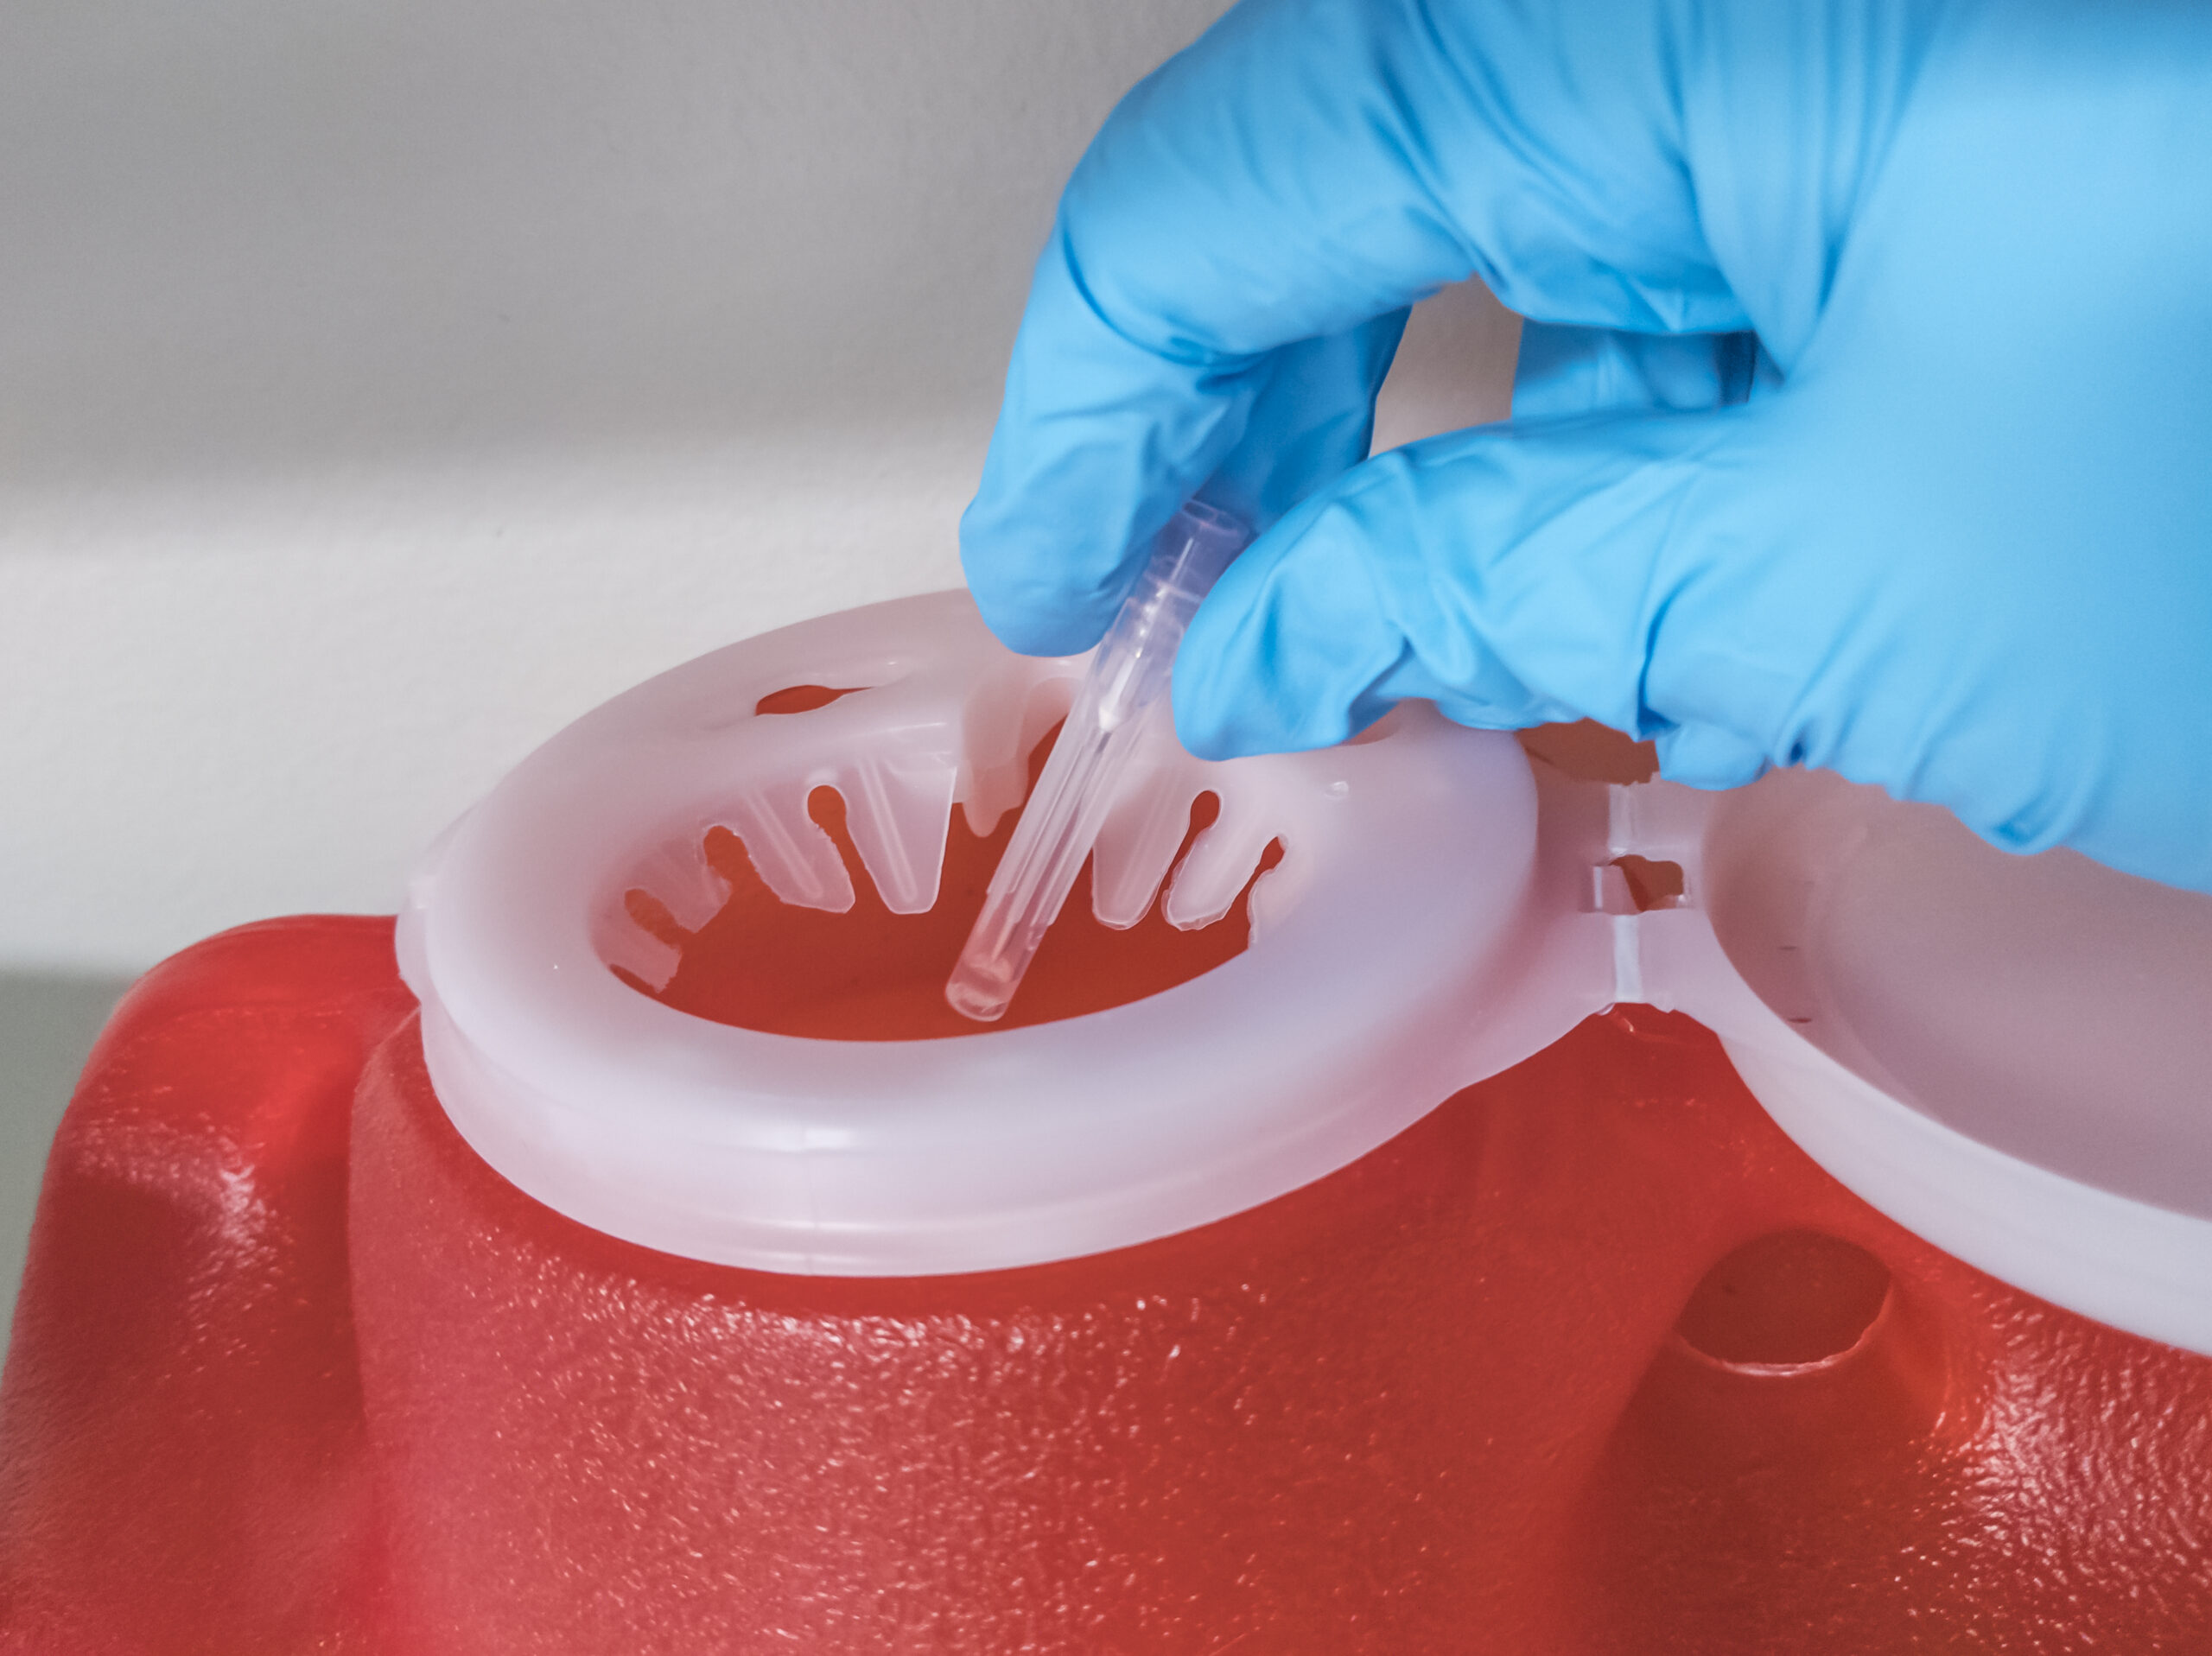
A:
[1169, 654, 1255, 762]
[958, 480, 1128, 657]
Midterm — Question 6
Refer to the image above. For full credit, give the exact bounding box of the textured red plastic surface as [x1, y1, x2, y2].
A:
[0, 917, 410, 1653]
[4, 916, 2211, 1653]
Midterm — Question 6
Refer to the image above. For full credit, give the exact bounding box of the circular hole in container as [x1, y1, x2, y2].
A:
[1672, 1230, 1892, 1373]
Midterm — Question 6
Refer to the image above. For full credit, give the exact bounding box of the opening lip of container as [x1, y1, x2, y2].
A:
[1666, 1293, 1892, 1381]
[399, 590, 1568, 1278]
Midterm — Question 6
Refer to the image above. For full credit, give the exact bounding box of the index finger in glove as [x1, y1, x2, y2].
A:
[960, 0, 1749, 657]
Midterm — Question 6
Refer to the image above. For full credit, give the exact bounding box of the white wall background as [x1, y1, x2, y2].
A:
[0, 0, 1516, 972]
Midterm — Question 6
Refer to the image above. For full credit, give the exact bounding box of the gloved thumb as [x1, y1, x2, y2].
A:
[1173, 401, 1795, 789]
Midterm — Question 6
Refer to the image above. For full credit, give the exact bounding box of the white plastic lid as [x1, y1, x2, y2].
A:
[397, 592, 1592, 1278]
[398, 591, 2212, 1357]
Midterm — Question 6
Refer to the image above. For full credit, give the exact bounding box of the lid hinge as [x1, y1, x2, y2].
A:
[1594, 780, 1717, 1010]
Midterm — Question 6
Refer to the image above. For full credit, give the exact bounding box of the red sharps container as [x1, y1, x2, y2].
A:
[4, 591, 2211, 1652]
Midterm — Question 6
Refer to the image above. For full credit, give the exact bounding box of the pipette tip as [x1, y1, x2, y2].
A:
[944, 967, 1014, 1024]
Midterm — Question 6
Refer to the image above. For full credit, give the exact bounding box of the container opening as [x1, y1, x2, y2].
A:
[1611, 856, 1685, 912]
[753, 683, 868, 716]
[611, 724, 1285, 1039]
[1516, 719, 1658, 784]
[1671, 1230, 1892, 1373]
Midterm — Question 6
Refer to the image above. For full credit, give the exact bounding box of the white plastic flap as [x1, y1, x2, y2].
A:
[1660, 768, 2212, 1358]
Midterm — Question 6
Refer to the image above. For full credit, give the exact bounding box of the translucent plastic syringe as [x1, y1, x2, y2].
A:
[945, 500, 1253, 1023]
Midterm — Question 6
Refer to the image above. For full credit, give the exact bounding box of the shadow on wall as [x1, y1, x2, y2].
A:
[0, 972, 134, 1362]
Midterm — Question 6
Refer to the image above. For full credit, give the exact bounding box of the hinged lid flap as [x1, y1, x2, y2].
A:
[1607, 765, 2212, 1356]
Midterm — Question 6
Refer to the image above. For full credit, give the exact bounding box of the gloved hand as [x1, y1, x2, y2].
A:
[959, 0, 2212, 893]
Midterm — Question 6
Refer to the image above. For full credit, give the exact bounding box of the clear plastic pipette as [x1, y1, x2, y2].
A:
[945, 500, 1253, 1023]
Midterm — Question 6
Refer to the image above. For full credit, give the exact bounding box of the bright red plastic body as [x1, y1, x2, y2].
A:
[3, 915, 2209, 1652]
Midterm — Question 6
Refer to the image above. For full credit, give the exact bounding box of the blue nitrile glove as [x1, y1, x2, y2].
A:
[960, 0, 2212, 893]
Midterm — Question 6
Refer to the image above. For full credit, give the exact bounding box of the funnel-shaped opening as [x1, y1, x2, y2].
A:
[613, 714, 1283, 1038]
